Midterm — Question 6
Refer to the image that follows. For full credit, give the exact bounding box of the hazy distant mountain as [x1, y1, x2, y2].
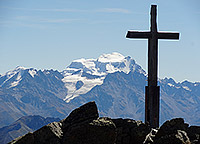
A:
[0, 67, 71, 128]
[0, 52, 199, 128]
[0, 115, 60, 144]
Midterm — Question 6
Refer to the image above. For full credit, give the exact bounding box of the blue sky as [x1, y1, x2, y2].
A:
[0, 0, 200, 82]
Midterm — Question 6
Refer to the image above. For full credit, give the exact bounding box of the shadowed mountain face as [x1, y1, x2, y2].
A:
[0, 53, 200, 129]
[0, 115, 60, 144]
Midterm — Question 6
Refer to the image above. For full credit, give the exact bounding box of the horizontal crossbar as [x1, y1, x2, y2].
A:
[126, 31, 151, 39]
[158, 32, 179, 39]
[126, 31, 179, 40]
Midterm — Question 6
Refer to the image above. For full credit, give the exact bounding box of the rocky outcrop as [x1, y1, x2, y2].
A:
[112, 119, 150, 144]
[153, 118, 190, 144]
[9, 101, 116, 144]
[9, 101, 200, 144]
[144, 118, 200, 144]
[186, 126, 200, 144]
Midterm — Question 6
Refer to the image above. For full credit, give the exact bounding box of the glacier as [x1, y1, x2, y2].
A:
[62, 52, 146, 102]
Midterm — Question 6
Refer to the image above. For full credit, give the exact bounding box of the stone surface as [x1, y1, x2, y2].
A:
[152, 118, 190, 144]
[8, 102, 200, 144]
[62, 117, 116, 144]
[154, 130, 190, 144]
[112, 118, 151, 144]
[143, 128, 158, 144]
[10, 122, 63, 144]
[9, 101, 116, 144]
[62, 101, 99, 126]
[187, 126, 200, 144]
[156, 118, 189, 137]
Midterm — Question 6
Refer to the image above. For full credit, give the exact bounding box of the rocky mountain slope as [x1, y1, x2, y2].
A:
[0, 67, 71, 128]
[9, 102, 200, 144]
[0, 115, 60, 144]
[0, 52, 199, 128]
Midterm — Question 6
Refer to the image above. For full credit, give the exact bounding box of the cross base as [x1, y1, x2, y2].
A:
[145, 86, 160, 128]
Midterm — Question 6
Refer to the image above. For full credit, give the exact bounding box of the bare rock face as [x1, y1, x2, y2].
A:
[9, 101, 116, 144]
[112, 118, 151, 144]
[186, 126, 200, 144]
[9, 102, 200, 144]
[154, 130, 190, 144]
[62, 101, 99, 126]
[62, 117, 116, 144]
[156, 118, 189, 137]
[144, 118, 190, 144]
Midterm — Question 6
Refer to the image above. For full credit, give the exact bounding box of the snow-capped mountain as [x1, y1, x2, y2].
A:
[62, 52, 145, 102]
[0, 66, 37, 88]
[0, 52, 199, 128]
[0, 67, 70, 128]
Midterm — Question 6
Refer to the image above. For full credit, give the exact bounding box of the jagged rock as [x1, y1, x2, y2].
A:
[62, 101, 99, 126]
[9, 102, 200, 144]
[154, 130, 190, 144]
[61, 101, 116, 144]
[153, 118, 190, 144]
[9, 133, 34, 144]
[62, 117, 116, 144]
[112, 118, 151, 144]
[9, 122, 63, 144]
[143, 129, 158, 144]
[9, 101, 116, 144]
[156, 118, 189, 137]
[187, 126, 200, 144]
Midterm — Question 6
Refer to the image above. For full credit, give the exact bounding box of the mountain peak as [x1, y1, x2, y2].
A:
[15, 66, 26, 71]
[97, 52, 125, 63]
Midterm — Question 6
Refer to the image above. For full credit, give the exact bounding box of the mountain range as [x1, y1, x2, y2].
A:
[0, 115, 60, 144]
[0, 52, 200, 128]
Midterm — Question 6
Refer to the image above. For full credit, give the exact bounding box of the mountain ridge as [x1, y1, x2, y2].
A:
[0, 115, 60, 144]
[0, 52, 199, 129]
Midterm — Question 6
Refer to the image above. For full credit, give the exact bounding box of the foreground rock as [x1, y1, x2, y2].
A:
[9, 101, 117, 144]
[9, 101, 200, 144]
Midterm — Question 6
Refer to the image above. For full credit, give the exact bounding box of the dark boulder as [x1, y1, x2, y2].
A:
[153, 118, 190, 144]
[10, 122, 63, 144]
[112, 118, 151, 144]
[187, 126, 200, 144]
[9, 102, 200, 144]
[62, 117, 116, 144]
[62, 101, 99, 126]
[9, 101, 116, 144]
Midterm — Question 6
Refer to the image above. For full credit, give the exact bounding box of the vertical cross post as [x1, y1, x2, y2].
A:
[126, 5, 179, 128]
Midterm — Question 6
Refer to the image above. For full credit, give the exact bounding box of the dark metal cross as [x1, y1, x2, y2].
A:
[126, 5, 179, 128]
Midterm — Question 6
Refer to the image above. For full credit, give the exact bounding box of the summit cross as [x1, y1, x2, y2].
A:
[126, 5, 179, 128]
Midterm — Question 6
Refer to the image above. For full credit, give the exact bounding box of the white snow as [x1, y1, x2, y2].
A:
[182, 86, 191, 91]
[63, 74, 103, 102]
[97, 52, 125, 63]
[10, 80, 20, 88]
[74, 58, 96, 68]
[106, 63, 116, 73]
[168, 83, 174, 87]
[29, 69, 37, 77]
[0, 66, 37, 88]
[9, 72, 22, 88]
[62, 52, 141, 103]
